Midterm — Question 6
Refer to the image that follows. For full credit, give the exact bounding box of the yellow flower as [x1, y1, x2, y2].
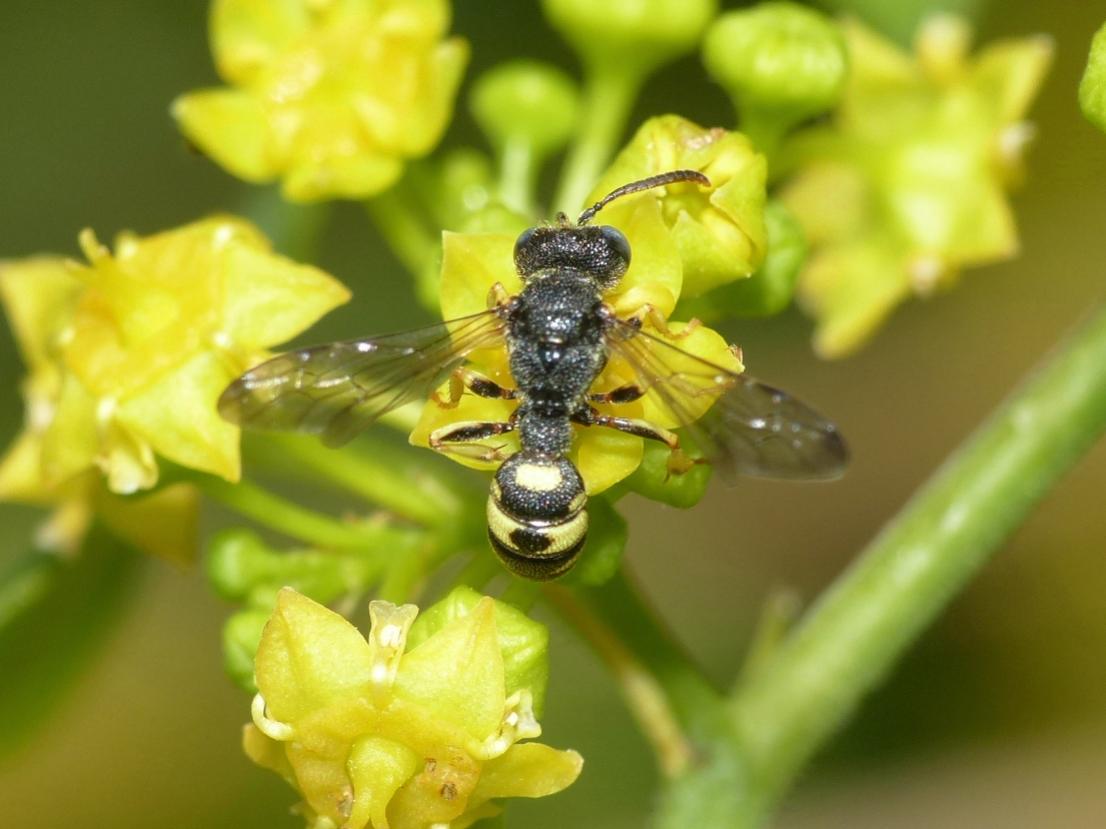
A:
[174, 0, 468, 202]
[245, 587, 581, 829]
[0, 258, 199, 561]
[409, 207, 743, 495]
[589, 115, 768, 297]
[1, 218, 348, 504]
[783, 15, 1052, 357]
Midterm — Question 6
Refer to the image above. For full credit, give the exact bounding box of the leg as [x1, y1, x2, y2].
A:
[621, 302, 701, 341]
[487, 281, 512, 310]
[589, 383, 646, 405]
[429, 419, 515, 462]
[432, 367, 516, 409]
[573, 408, 701, 476]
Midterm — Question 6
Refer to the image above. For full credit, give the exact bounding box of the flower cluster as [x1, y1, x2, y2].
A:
[783, 16, 1052, 357]
[174, 0, 467, 202]
[246, 587, 581, 828]
[0, 218, 348, 558]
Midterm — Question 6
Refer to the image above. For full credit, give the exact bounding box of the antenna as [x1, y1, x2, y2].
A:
[577, 169, 711, 225]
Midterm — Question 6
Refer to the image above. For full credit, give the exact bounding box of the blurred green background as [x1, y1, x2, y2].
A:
[2, 1, 1106, 827]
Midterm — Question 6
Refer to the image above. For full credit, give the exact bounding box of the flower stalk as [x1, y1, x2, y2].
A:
[554, 65, 641, 215]
[729, 301, 1106, 821]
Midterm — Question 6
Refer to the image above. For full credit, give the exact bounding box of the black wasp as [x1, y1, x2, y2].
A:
[218, 170, 848, 580]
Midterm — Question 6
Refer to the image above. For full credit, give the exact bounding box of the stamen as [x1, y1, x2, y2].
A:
[251, 692, 294, 741]
[480, 689, 541, 759]
[367, 600, 419, 690]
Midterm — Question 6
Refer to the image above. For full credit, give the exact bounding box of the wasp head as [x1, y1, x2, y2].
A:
[513, 224, 631, 291]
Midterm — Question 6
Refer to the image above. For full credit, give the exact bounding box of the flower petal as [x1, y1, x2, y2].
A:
[439, 231, 519, 321]
[394, 596, 506, 744]
[220, 241, 350, 350]
[470, 742, 583, 801]
[0, 257, 82, 370]
[173, 89, 278, 182]
[211, 0, 313, 85]
[116, 351, 241, 483]
[255, 587, 375, 723]
[346, 736, 419, 829]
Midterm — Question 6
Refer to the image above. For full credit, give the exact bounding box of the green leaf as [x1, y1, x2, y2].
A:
[1080, 22, 1106, 133]
[0, 524, 142, 758]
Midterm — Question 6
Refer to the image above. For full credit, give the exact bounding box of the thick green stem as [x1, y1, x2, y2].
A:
[553, 65, 641, 215]
[729, 303, 1106, 821]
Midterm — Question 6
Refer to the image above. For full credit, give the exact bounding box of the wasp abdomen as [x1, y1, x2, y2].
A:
[487, 451, 588, 580]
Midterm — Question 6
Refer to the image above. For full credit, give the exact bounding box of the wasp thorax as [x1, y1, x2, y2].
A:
[487, 451, 588, 580]
[514, 225, 630, 289]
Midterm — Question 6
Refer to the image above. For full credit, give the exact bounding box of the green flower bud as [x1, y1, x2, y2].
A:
[625, 440, 712, 509]
[703, 3, 847, 147]
[543, 0, 717, 76]
[412, 149, 496, 230]
[470, 61, 579, 157]
[206, 528, 271, 600]
[677, 200, 807, 320]
[409, 585, 550, 715]
[206, 528, 375, 605]
[223, 607, 270, 692]
[562, 496, 628, 587]
[1080, 22, 1106, 133]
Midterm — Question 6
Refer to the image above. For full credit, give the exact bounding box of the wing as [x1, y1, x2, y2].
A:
[218, 310, 506, 446]
[606, 320, 848, 483]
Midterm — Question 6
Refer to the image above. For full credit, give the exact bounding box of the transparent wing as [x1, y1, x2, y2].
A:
[218, 310, 506, 447]
[606, 320, 848, 482]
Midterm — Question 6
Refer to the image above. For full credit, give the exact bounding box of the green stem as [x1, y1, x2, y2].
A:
[563, 571, 722, 735]
[246, 434, 466, 528]
[729, 303, 1106, 821]
[192, 473, 413, 553]
[365, 186, 440, 309]
[551, 571, 754, 828]
[499, 138, 537, 216]
[553, 65, 641, 215]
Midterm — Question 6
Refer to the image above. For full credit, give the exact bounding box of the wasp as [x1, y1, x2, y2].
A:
[218, 170, 848, 580]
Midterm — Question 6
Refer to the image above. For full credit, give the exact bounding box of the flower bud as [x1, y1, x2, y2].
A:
[470, 61, 579, 158]
[625, 440, 711, 509]
[1080, 22, 1106, 133]
[543, 0, 716, 77]
[223, 607, 270, 692]
[703, 2, 847, 140]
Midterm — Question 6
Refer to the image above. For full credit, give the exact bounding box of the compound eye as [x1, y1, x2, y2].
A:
[514, 227, 538, 272]
[599, 225, 631, 269]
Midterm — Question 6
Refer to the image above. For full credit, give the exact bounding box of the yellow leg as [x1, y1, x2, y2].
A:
[432, 367, 516, 410]
[623, 303, 701, 340]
